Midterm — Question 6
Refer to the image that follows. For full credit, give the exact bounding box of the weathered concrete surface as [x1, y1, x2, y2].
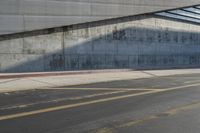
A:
[0, 0, 199, 35]
[1, 14, 200, 72]
[0, 32, 63, 72]
[1, 68, 200, 93]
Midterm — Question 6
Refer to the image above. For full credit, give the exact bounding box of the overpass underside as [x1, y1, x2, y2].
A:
[1, 7, 200, 72]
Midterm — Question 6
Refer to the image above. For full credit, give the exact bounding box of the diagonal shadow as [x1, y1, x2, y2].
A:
[0, 14, 200, 72]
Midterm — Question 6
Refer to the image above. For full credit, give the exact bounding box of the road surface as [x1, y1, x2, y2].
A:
[0, 73, 200, 133]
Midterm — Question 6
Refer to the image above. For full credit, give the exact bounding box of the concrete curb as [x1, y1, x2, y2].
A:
[1, 68, 200, 93]
[0, 69, 132, 79]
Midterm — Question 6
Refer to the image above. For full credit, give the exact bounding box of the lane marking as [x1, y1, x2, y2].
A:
[0, 82, 200, 121]
[0, 79, 20, 84]
[184, 80, 200, 84]
[0, 90, 128, 110]
[0, 90, 155, 121]
[160, 83, 200, 91]
[0, 88, 160, 110]
[50, 88, 160, 91]
[120, 101, 200, 128]
[95, 101, 200, 133]
[95, 127, 114, 133]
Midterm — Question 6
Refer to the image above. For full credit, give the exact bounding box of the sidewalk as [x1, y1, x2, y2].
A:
[0, 69, 130, 79]
[0, 69, 200, 93]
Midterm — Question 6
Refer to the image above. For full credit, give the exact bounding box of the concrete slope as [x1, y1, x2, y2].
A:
[0, 0, 199, 35]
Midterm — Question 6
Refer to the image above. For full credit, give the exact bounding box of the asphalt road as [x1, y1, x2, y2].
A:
[0, 73, 200, 133]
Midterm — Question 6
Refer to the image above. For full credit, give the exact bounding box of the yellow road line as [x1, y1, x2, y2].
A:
[161, 83, 200, 91]
[0, 90, 155, 121]
[0, 88, 160, 110]
[119, 101, 200, 128]
[47, 88, 160, 91]
[0, 82, 200, 121]
[0, 90, 128, 110]
[95, 101, 200, 132]
[184, 80, 200, 84]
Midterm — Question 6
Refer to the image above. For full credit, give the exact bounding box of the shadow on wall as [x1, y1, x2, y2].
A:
[1, 15, 200, 73]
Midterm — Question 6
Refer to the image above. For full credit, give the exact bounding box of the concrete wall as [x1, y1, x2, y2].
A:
[0, 15, 200, 72]
[0, 0, 199, 35]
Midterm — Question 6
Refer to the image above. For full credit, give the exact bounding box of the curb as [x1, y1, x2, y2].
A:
[0, 69, 132, 79]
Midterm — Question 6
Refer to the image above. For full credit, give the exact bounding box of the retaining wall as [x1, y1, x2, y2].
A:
[0, 15, 200, 72]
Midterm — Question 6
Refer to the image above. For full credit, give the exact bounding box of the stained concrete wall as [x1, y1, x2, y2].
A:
[0, 15, 200, 72]
[0, 0, 200, 35]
